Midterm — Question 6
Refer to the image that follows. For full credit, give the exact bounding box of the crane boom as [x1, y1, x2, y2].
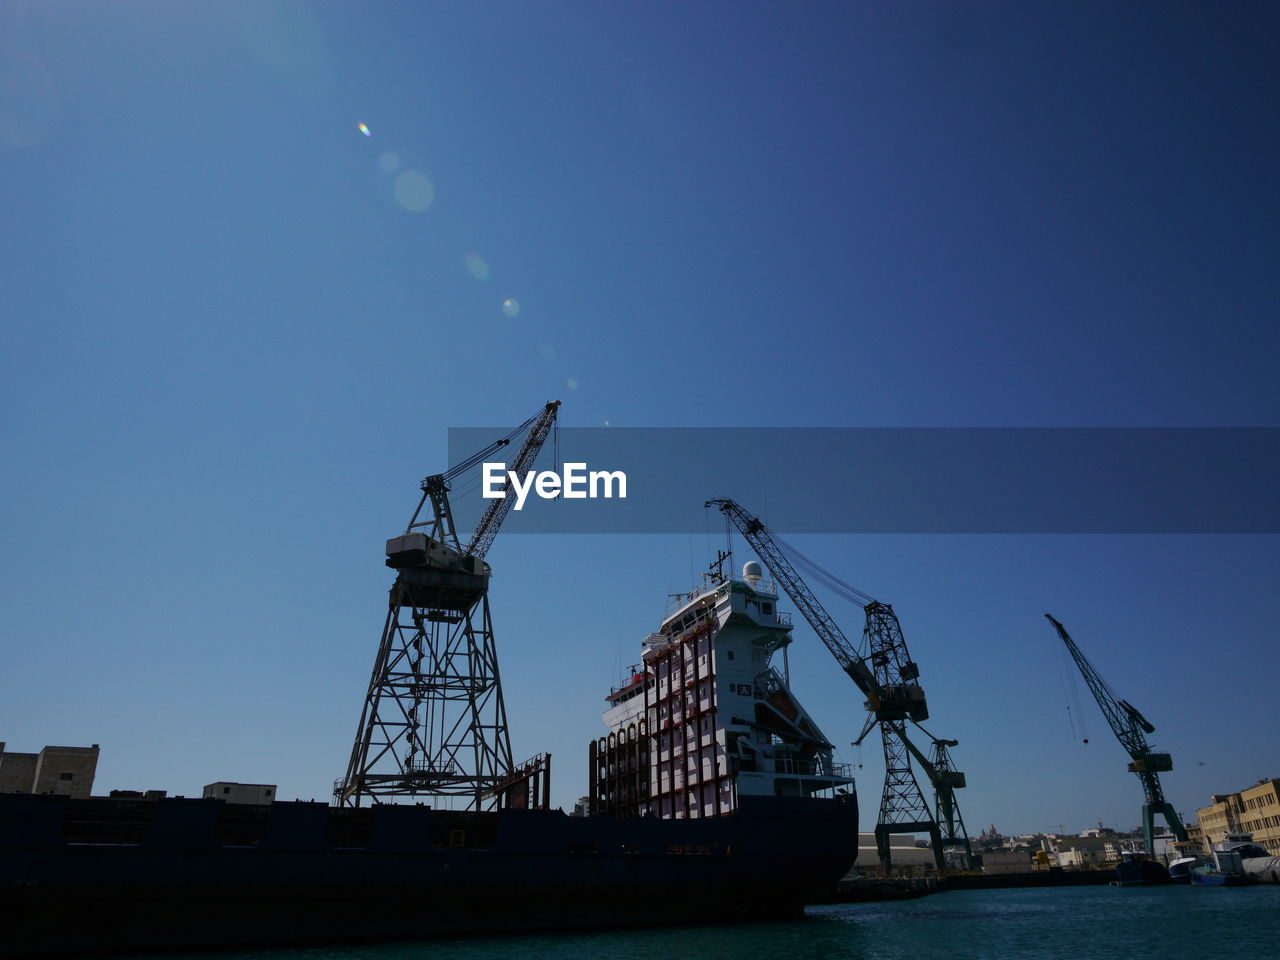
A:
[466, 401, 560, 560]
[398, 401, 560, 563]
[707, 498, 972, 869]
[1045, 614, 1186, 851]
[340, 402, 561, 810]
[705, 499, 880, 699]
[1046, 614, 1151, 757]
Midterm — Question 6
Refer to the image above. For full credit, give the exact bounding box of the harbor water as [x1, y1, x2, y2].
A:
[141, 884, 1280, 960]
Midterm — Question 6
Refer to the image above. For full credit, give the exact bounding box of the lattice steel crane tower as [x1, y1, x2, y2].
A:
[707, 499, 971, 871]
[336, 402, 560, 810]
[1045, 614, 1187, 853]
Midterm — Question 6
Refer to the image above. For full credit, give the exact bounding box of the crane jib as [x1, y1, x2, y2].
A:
[707, 497, 971, 870]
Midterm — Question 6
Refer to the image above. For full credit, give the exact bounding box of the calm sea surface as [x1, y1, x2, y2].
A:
[145, 885, 1280, 960]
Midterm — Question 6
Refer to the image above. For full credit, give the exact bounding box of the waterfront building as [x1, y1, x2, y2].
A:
[1239, 779, 1280, 853]
[982, 850, 1032, 875]
[202, 781, 277, 804]
[853, 833, 937, 871]
[1051, 835, 1111, 867]
[1195, 778, 1280, 854]
[0, 742, 99, 799]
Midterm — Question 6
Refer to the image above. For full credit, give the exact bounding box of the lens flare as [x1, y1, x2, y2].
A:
[394, 170, 434, 211]
[379, 151, 399, 172]
[502, 298, 521, 317]
[357, 122, 371, 136]
[464, 254, 490, 281]
[566, 378, 579, 391]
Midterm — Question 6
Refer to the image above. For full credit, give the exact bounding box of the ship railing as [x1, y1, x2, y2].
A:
[775, 611, 792, 626]
[664, 578, 780, 614]
[665, 587, 704, 614]
[608, 667, 650, 698]
[772, 758, 855, 779]
[663, 602, 716, 639]
[754, 668, 786, 699]
[664, 578, 725, 613]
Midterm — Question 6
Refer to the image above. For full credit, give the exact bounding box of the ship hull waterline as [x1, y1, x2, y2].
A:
[1, 794, 857, 957]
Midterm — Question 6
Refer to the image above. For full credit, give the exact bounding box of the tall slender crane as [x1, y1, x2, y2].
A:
[1045, 614, 1186, 852]
[707, 499, 971, 870]
[337, 402, 560, 809]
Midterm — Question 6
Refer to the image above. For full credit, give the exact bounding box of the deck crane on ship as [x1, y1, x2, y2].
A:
[706, 498, 972, 871]
[1045, 614, 1187, 853]
[337, 401, 560, 810]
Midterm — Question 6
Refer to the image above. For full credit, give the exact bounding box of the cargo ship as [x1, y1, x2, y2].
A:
[0, 560, 857, 957]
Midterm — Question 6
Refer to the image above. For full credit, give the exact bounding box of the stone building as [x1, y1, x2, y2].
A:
[0, 742, 100, 799]
[1239, 779, 1280, 854]
[1051, 835, 1111, 867]
[1196, 778, 1280, 855]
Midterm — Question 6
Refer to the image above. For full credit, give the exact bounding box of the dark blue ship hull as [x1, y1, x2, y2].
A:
[1114, 857, 1171, 886]
[0, 792, 857, 957]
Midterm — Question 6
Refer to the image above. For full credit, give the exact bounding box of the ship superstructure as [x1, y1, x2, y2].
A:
[590, 560, 854, 819]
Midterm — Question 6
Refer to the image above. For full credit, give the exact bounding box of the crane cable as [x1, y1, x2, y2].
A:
[434, 411, 545, 501]
[1052, 632, 1090, 743]
[440, 411, 541, 483]
[760, 524, 878, 608]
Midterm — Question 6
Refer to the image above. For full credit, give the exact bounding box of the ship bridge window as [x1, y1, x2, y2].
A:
[726, 650, 734, 660]
[760, 602, 773, 615]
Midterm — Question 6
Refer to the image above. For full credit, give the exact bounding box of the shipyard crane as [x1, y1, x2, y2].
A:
[706, 499, 971, 870]
[1045, 614, 1187, 853]
[338, 401, 560, 810]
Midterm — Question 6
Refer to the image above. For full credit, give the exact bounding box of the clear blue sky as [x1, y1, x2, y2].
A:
[2, 1, 1277, 834]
